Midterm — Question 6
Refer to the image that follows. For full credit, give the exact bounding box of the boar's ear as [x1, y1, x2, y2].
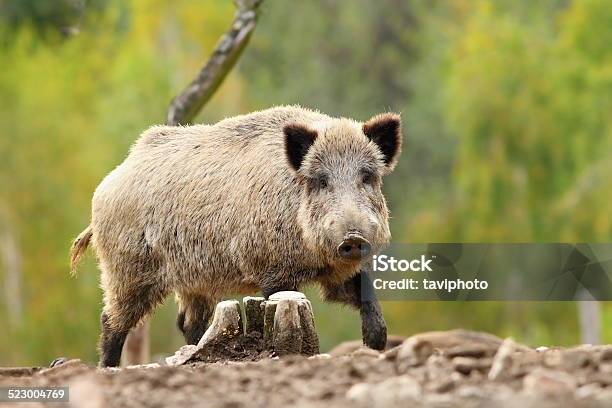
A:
[363, 113, 402, 171]
[284, 123, 318, 171]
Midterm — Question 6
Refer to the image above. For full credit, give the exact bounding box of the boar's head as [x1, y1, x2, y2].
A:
[284, 113, 402, 268]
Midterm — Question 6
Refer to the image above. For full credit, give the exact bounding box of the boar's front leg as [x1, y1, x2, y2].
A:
[322, 268, 387, 350]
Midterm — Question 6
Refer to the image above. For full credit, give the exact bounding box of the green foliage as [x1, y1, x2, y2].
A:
[0, 0, 109, 41]
[1, 0, 611, 365]
[401, 0, 612, 346]
[440, 0, 612, 241]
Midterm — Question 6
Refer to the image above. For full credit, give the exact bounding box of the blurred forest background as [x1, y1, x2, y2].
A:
[1, 0, 612, 365]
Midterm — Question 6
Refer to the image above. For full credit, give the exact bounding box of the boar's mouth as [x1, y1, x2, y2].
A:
[337, 232, 371, 261]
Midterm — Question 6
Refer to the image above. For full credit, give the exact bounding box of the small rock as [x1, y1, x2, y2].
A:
[423, 393, 457, 407]
[382, 345, 401, 360]
[445, 344, 492, 358]
[544, 348, 591, 370]
[429, 378, 455, 393]
[513, 348, 544, 371]
[36, 359, 88, 377]
[575, 383, 604, 400]
[334, 335, 405, 357]
[351, 346, 381, 359]
[456, 384, 486, 399]
[405, 329, 504, 352]
[165, 345, 198, 366]
[584, 371, 612, 387]
[599, 362, 612, 373]
[593, 388, 612, 403]
[308, 353, 331, 359]
[523, 368, 577, 397]
[386, 335, 407, 350]
[600, 346, 612, 361]
[397, 337, 434, 371]
[450, 371, 465, 382]
[125, 363, 161, 369]
[346, 375, 421, 406]
[489, 338, 518, 381]
[452, 356, 492, 375]
[166, 372, 191, 387]
[0, 367, 40, 377]
[345, 383, 370, 403]
[70, 374, 106, 408]
[425, 354, 455, 387]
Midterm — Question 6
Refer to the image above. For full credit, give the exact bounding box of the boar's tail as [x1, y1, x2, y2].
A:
[70, 225, 93, 276]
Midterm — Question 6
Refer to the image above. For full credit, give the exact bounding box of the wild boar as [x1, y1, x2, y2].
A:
[70, 106, 401, 367]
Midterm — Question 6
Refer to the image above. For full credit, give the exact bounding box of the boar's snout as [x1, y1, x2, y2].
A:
[337, 233, 371, 261]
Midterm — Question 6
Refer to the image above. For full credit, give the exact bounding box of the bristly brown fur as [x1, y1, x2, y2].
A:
[362, 113, 402, 171]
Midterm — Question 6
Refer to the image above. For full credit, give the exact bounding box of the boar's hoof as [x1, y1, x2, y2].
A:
[263, 291, 319, 356]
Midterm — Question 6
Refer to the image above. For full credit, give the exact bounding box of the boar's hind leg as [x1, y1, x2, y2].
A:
[99, 283, 167, 367]
[176, 294, 215, 345]
[321, 270, 387, 351]
[99, 312, 128, 368]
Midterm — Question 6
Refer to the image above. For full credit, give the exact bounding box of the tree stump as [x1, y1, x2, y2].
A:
[197, 300, 243, 347]
[272, 299, 303, 356]
[165, 292, 319, 365]
[243, 296, 265, 336]
[264, 291, 320, 356]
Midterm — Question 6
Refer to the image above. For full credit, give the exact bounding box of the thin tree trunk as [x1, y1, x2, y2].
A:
[121, 0, 264, 366]
[0, 216, 23, 327]
[121, 320, 150, 367]
[577, 289, 601, 345]
[166, 0, 264, 126]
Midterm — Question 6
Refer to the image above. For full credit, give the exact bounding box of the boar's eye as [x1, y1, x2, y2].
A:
[317, 175, 329, 189]
[361, 170, 376, 185]
[307, 174, 329, 192]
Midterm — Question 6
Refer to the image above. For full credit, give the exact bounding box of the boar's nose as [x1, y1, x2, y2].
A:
[337, 235, 371, 260]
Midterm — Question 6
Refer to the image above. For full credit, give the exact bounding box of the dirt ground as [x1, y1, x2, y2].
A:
[2, 330, 612, 408]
